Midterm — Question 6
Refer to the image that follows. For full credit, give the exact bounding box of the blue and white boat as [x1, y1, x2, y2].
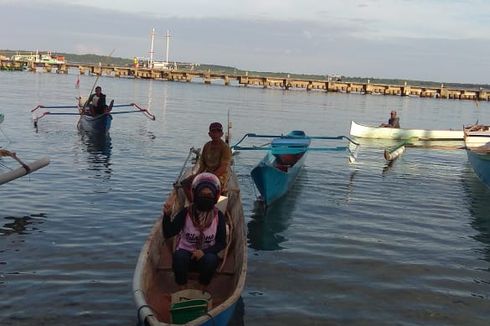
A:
[251, 131, 311, 206]
[464, 124, 490, 188]
[232, 131, 359, 207]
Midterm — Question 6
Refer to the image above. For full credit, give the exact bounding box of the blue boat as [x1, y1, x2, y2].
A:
[466, 148, 490, 188]
[464, 125, 490, 188]
[251, 130, 311, 206]
[232, 130, 358, 207]
[77, 113, 112, 134]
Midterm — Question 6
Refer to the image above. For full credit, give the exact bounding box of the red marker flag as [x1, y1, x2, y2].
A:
[75, 76, 80, 88]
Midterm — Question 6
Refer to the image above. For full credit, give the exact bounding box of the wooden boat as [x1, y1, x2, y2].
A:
[77, 113, 112, 134]
[133, 148, 247, 326]
[250, 130, 310, 206]
[31, 102, 155, 131]
[350, 121, 463, 140]
[232, 131, 357, 206]
[464, 124, 490, 188]
[463, 124, 490, 148]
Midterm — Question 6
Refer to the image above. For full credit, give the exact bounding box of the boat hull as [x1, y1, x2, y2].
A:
[251, 151, 307, 206]
[466, 149, 490, 188]
[78, 113, 112, 134]
[350, 121, 463, 140]
[133, 161, 246, 326]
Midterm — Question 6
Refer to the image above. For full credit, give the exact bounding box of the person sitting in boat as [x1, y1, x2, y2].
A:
[162, 172, 227, 292]
[197, 122, 232, 187]
[85, 86, 108, 116]
[380, 110, 400, 128]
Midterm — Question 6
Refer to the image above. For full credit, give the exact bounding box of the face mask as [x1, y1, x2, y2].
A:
[195, 196, 215, 211]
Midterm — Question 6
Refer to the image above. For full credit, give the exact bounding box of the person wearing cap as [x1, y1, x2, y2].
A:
[162, 172, 227, 291]
[380, 110, 400, 128]
[196, 122, 233, 188]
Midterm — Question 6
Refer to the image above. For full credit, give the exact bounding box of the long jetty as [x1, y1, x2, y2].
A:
[1, 59, 488, 101]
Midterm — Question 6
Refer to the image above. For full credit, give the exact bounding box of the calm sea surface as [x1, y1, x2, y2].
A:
[1, 71, 489, 325]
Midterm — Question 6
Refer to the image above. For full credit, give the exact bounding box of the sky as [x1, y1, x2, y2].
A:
[1, 0, 489, 84]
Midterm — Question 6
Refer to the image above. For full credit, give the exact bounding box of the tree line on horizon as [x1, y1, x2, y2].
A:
[1, 49, 487, 90]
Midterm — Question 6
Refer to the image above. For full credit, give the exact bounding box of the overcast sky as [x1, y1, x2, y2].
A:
[1, 0, 489, 84]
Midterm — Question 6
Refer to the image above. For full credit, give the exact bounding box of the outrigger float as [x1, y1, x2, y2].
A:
[0, 113, 49, 185]
[232, 131, 359, 207]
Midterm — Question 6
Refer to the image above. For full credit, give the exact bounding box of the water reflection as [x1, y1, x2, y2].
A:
[0, 213, 46, 236]
[461, 165, 490, 263]
[79, 131, 112, 180]
[247, 183, 300, 251]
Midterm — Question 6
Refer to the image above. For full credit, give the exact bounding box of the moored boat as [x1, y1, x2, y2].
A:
[350, 121, 463, 140]
[133, 148, 246, 325]
[77, 113, 112, 134]
[464, 124, 490, 188]
[251, 130, 310, 206]
[463, 124, 490, 148]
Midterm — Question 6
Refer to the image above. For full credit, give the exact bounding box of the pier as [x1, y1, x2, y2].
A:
[1, 58, 488, 101]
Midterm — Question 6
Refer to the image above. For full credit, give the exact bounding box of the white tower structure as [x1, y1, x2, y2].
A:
[149, 28, 155, 67]
[165, 30, 171, 64]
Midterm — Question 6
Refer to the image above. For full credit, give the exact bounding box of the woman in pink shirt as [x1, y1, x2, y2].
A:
[162, 173, 226, 291]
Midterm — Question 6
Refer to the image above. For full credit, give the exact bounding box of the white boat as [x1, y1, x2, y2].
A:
[350, 121, 464, 140]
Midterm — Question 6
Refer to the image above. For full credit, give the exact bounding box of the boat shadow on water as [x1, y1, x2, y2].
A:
[247, 181, 302, 251]
[461, 165, 490, 264]
[79, 131, 112, 180]
[0, 213, 47, 236]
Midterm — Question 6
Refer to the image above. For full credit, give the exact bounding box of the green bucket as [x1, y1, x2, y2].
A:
[170, 299, 208, 324]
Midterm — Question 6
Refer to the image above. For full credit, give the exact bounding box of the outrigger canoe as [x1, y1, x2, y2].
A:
[350, 121, 463, 140]
[464, 124, 490, 188]
[31, 102, 155, 132]
[133, 147, 247, 326]
[77, 113, 112, 134]
[232, 131, 358, 207]
[250, 130, 311, 206]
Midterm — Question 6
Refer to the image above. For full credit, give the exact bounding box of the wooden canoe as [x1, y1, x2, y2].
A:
[464, 124, 490, 188]
[251, 130, 310, 206]
[133, 149, 247, 326]
[77, 113, 112, 134]
[350, 121, 463, 140]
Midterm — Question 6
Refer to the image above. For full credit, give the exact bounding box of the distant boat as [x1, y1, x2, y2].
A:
[251, 130, 310, 206]
[350, 121, 463, 140]
[464, 124, 490, 188]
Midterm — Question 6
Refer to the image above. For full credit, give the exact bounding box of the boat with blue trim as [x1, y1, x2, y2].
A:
[464, 124, 490, 188]
[232, 131, 358, 207]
